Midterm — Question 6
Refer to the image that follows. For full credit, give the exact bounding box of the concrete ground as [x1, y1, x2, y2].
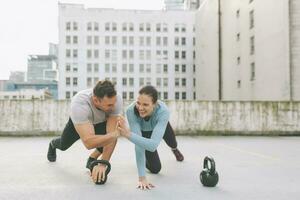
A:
[0, 136, 299, 200]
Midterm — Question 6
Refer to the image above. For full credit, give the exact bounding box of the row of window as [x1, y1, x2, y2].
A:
[65, 90, 196, 100]
[236, 9, 254, 29]
[236, 62, 256, 88]
[65, 49, 192, 60]
[65, 77, 196, 88]
[66, 35, 195, 46]
[65, 63, 196, 73]
[66, 21, 191, 33]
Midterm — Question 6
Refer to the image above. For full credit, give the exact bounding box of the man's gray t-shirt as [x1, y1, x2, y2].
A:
[70, 89, 123, 125]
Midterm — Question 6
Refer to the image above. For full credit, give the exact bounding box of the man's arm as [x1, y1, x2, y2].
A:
[101, 116, 119, 161]
[74, 122, 118, 150]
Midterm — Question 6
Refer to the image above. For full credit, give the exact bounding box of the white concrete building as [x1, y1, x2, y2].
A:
[58, 3, 196, 100]
[0, 89, 52, 100]
[195, 0, 300, 101]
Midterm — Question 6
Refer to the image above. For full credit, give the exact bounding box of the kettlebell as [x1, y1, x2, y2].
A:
[200, 156, 219, 187]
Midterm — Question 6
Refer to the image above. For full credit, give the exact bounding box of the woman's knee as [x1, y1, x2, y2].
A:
[147, 163, 161, 174]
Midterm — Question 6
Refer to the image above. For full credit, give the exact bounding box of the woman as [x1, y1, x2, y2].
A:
[118, 85, 184, 190]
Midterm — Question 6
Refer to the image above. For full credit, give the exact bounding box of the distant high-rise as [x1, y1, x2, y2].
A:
[164, 0, 184, 10]
[9, 71, 25, 82]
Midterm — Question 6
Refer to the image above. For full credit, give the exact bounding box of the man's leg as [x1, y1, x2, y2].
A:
[47, 118, 80, 162]
[163, 122, 184, 161]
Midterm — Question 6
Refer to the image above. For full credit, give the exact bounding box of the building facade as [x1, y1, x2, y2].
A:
[58, 3, 196, 100]
[195, 0, 300, 101]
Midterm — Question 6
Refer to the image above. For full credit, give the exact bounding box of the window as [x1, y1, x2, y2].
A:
[94, 22, 99, 31]
[112, 36, 117, 45]
[122, 64, 127, 73]
[87, 63, 92, 72]
[129, 92, 134, 100]
[129, 23, 134, 31]
[163, 23, 168, 32]
[250, 62, 255, 80]
[122, 92, 127, 100]
[73, 63, 78, 72]
[66, 49, 71, 58]
[65, 63, 71, 72]
[163, 37, 168, 46]
[122, 36, 127, 45]
[87, 50, 92, 59]
[105, 64, 110, 73]
[122, 78, 127, 86]
[94, 63, 99, 72]
[182, 64, 186, 73]
[129, 36, 134, 45]
[129, 78, 134, 86]
[237, 33, 240, 41]
[94, 36, 99, 45]
[182, 78, 186, 87]
[105, 36, 110, 45]
[146, 23, 151, 32]
[122, 23, 127, 31]
[146, 64, 151, 73]
[156, 23, 161, 32]
[73, 36, 78, 44]
[66, 77, 70, 86]
[193, 92, 196, 100]
[129, 64, 134, 73]
[193, 37, 196, 46]
[175, 64, 179, 72]
[146, 37, 151, 46]
[175, 92, 180, 100]
[139, 78, 144, 86]
[73, 49, 78, 58]
[156, 37, 161, 46]
[163, 78, 168, 87]
[181, 37, 186, 45]
[181, 25, 186, 32]
[122, 50, 127, 59]
[156, 78, 161, 87]
[237, 80, 241, 88]
[193, 64, 196, 73]
[105, 50, 110, 59]
[193, 78, 196, 87]
[175, 37, 179, 46]
[129, 50, 134, 59]
[66, 36, 71, 44]
[156, 64, 161, 73]
[250, 36, 255, 55]
[139, 23, 144, 32]
[73, 91, 77, 96]
[182, 51, 186, 59]
[250, 10, 254, 29]
[112, 22, 117, 31]
[163, 64, 168, 73]
[87, 77, 92, 87]
[73, 22, 78, 31]
[237, 57, 241, 65]
[193, 51, 196, 59]
[139, 37, 144, 46]
[112, 64, 117, 72]
[182, 92, 186, 100]
[175, 78, 180, 86]
[87, 22, 92, 31]
[94, 49, 99, 58]
[105, 22, 110, 31]
[163, 92, 168, 100]
[236, 9, 240, 18]
[66, 22, 71, 31]
[73, 77, 78, 86]
[175, 51, 180, 59]
[66, 91, 71, 99]
[139, 64, 144, 73]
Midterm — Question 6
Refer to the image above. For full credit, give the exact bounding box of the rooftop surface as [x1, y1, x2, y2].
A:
[0, 136, 299, 200]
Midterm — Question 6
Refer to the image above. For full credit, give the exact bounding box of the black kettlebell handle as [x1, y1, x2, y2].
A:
[203, 156, 216, 175]
[89, 160, 111, 184]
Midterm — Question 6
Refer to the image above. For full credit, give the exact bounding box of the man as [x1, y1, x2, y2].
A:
[47, 80, 122, 183]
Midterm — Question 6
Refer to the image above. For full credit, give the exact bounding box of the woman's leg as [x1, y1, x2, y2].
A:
[163, 122, 184, 161]
[142, 131, 162, 174]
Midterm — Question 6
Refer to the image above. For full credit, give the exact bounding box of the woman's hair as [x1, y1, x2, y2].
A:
[139, 85, 158, 103]
[93, 80, 116, 98]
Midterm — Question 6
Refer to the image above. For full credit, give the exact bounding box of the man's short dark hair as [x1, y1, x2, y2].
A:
[93, 80, 116, 98]
[139, 85, 158, 103]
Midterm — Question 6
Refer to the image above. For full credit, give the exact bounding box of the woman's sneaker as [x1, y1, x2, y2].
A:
[172, 148, 184, 161]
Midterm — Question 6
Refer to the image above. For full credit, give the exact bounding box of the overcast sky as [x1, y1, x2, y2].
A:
[0, 0, 164, 80]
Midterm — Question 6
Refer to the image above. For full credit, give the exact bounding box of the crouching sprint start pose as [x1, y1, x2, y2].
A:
[118, 85, 184, 190]
[47, 80, 122, 184]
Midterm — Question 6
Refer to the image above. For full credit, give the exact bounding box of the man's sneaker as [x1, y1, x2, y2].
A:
[47, 141, 56, 162]
[86, 157, 97, 169]
[172, 148, 184, 162]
